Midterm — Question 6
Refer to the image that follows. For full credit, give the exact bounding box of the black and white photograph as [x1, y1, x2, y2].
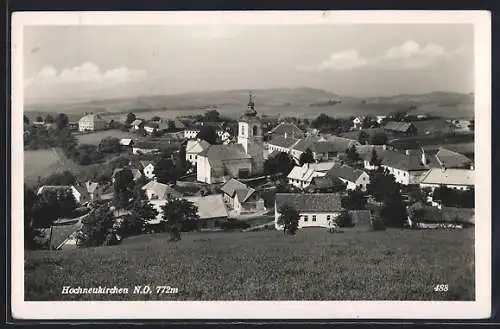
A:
[11, 11, 491, 319]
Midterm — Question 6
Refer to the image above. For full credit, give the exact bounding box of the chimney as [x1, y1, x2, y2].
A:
[405, 149, 410, 156]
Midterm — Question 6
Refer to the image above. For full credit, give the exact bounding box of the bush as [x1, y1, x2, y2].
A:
[370, 218, 386, 231]
[218, 219, 251, 231]
[336, 211, 353, 227]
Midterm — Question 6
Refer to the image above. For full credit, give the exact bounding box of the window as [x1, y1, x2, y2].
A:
[253, 125, 258, 136]
[312, 215, 317, 222]
[303, 215, 308, 222]
[327, 215, 331, 221]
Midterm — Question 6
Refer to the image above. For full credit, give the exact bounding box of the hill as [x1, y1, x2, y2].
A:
[25, 227, 474, 301]
[24, 88, 474, 122]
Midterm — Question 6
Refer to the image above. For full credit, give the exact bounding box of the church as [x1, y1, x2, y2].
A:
[196, 92, 265, 184]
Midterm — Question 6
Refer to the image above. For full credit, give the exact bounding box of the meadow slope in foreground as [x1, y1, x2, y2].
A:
[25, 228, 475, 301]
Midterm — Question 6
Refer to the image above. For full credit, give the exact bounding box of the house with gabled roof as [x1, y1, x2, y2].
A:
[219, 178, 265, 215]
[49, 220, 83, 250]
[383, 121, 417, 135]
[419, 168, 474, 191]
[325, 165, 370, 191]
[131, 119, 145, 131]
[185, 139, 211, 166]
[287, 161, 337, 189]
[85, 181, 100, 201]
[78, 114, 107, 132]
[274, 193, 343, 230]
[139, 160, 156, 180]
[141, 180, 183, 200]
[196, 144, 253, 184]
[269, 122, 305, 139]
[37, 185, 82, 204]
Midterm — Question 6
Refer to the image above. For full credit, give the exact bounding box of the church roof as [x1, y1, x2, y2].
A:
[199, 144, 251, 167]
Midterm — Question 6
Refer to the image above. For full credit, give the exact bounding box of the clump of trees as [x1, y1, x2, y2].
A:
[196, 125, 218, 145]
[358, 131, 369, 145]
[367, 170, 407, 227]
[341, 188, 367, 210]
[98, 137, 122, 154]
[277, 205, 300, 235]
[161, 198, 199, 241]
[77, 205, 119, 247]
[264, 152, 296, 176]
[345, 145, 361, 167]
[370, 132, 388, 145]
[311, 113, 352, 134]
[432, 186, 474, 208]
[299, 148, 315, 166]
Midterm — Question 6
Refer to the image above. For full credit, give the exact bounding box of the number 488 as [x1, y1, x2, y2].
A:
[434, 284, 449, 292]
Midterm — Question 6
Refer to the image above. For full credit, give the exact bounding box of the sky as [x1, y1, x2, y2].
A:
[23, 24, 474, 103]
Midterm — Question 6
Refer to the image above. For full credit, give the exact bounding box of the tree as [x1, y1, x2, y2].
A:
[203, 109, 221, 122]
[24, 115, 30, 125]
[367, 170, 400, 202]
[98, 137, 122, 154]
[121, 190, 159, 237]
[154, 152, 182, 184]
[55, 113, 69, 131]
[264, 152, 296, 175]
[32, 187, 77, 228]
[77, 205, 118, 247]
[36, 116, 43, 122]
[341, 188, 367, 210]
[196, 125, 218, 145]
[40, 170, 77, 186]
[44, 114, 54, 123]
[346, 145, 360, 165]
[277, 204, 300, 235]
[113, 169, 135, 209]
[392, 111, 408, 122]
[24, 186, 45, 249]
[369, 149, 382, 167]
[161, 198, 199, 241]
[370, 132, 388, 145]
[358, 131, 369, 145]
[299, 148, 315, 166]
[151, 116, 161, 121]
[125, 113, 136, 126]
[362, 116, 376, 129]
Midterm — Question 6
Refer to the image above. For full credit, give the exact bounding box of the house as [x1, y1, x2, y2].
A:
[78, 114, 107, 132]
[287, 161, 337, 189]
[309, 137, 359, 162]
[306, 176, 346, 193]
[274, 193, 343, 230]
[140, 161, 156, 179]
[185, 139, 211, 167]
[149, 194, 229, 228]
[217, 130, 232, 143]
[119, 138, 134, 147]
[324, 165, 370, 191]
[219, 178, 265, 215]
[434, 147, 473, 169]
[131, 119, 145, 131]
[360, 147, 441, 185]
[419, 168, 474, 191]
[266, 136, 301, 155]
[68, 122, 79, 131]
[141, 180, 183, 200]
[376, 115, 387, 124]
[383, 121, 417, 135]
[184, 128, 201, 140]
[197, 92, 265, 183]
[132, 140, 177, 155]
[111, 168, 142, 183]
[85, 181, 100, 201]
[37, 185, 82, 204]
[269, 122, 305, 139]
[352, 117, 362, 129]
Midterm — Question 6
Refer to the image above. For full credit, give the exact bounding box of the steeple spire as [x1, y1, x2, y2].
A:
[245, 90, 257, 116]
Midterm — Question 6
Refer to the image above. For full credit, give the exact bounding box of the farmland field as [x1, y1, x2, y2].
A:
[24, 149, 63, 184]
[25, 227, 474, 301]
[76, 130, 135, 145]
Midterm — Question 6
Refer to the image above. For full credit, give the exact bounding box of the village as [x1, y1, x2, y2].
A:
[23, 91, 475, 251]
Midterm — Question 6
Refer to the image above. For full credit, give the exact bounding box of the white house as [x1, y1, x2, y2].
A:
[217, 130, 232, 143]
[185, 139, 211, 167]
[184, 128, 201, 140]
[274, 193, 343, 230]
[352, 117, 362, 130]
[419, 168, 474, 191]
[141, 180, 182, 200]
[78, 114, 107, 132]
[37, 185, 82, 204]
[287, 161, 337, 189]
[219, 178, 265, 215]
[84, 181, 100, 201]
[376, 115, 387, 124]
[131, 119, 145, 131]
[140, 161, 156, 180]
[119, 138, 134, 147]
[325, 165, 370, 191]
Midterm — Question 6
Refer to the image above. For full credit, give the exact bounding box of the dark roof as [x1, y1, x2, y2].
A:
[310, 140, 352, 154]
[270, 123, 305, 138]
[326, 165, 366, 183]
[275, 193, 342, 213]
[50, 221, 83, 250]
[309, 176, 344, 190]
[220, 178, 248, 197]
[133, 140, 180, 150]
[291, 136, 321, 152]
[198, 144, 251, 167]
[384, 121, 416, 133]
[435, 148, 472, 168]
[267, 136, 300, 149]
[360, 148, 440, 171]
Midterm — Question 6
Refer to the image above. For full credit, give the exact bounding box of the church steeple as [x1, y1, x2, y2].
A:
[245, 91, 257, 116]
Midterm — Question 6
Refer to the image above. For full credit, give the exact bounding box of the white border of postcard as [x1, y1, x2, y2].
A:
[11, 10, 491, 320]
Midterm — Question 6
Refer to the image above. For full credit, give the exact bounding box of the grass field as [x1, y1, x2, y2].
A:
[24, 149, 63, 185]
[25, 227, 474, 301]
[76, 130, 135, 145]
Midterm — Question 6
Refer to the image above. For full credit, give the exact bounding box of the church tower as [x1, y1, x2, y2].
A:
[238, 91, 264, 175]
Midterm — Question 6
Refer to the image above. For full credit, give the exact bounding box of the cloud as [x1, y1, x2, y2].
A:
[297, 40, 464, 71]
[25, 62, 147, 88]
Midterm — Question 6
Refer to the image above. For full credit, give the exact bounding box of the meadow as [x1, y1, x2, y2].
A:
[25, 227, 474, 301]
[24, 149, 63, 185]
[76, 130, 135, 145]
